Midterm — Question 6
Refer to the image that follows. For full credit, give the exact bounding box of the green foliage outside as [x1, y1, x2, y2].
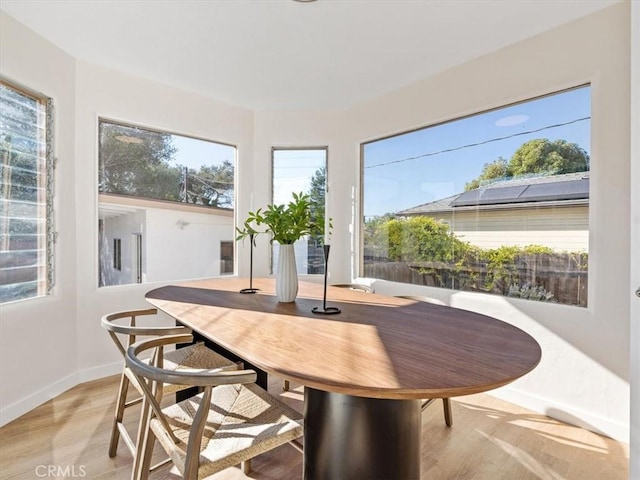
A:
[465, 138, 590, 191]
[308, 166, 328, 239]
[364, 216, 470, 264]
[98, 122, 234, 208]
[364, 216, 587, 303]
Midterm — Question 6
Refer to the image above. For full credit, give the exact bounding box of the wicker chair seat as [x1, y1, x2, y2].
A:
[151, 382, 303, 479]
[151, 342, 239, 395]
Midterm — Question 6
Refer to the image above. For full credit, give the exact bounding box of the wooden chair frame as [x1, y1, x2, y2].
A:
[127, 334, 303, 480]
[101, 308, 238, 469]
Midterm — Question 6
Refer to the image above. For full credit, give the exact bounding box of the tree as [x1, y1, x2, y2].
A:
[464, 138, 589, 191]
[465, 157, 508, 191]
[99, 122, 180, 201]
[99, 123, 235, 209]
[509, 138, 589, 176]
[307, 166, 326, 229]
[304, 167, 327, 272]
[183, 160, 235, 208]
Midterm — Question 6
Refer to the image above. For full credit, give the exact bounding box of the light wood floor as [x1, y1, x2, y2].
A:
[0, 374, 629, 480]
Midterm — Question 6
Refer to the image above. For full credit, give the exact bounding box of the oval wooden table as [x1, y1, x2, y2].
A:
[146, 277, 541, 479]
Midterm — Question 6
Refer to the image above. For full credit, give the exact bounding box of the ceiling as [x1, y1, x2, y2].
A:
[1, 0, 620, 111]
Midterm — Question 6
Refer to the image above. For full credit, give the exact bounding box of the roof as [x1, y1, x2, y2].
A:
[399, 171, 590, 216]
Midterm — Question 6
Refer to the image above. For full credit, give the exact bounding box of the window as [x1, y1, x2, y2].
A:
[272, 148, 327, 275]
[0, 79, 55, 304]
[362, 86, 590, 307]
[220, 241, 234, 275]
[113, 238, 122, 271]
[98, 119, 236, 286]
[132, 233, 142, 283]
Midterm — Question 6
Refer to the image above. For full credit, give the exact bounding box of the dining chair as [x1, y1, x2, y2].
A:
[331, 283, 375, 293]
[101, 308, 239, 471]
[395, 295, 453, 427]
[127, 333, 304, 480]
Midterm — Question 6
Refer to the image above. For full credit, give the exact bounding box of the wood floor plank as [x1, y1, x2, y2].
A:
[0, 376, 628, 479]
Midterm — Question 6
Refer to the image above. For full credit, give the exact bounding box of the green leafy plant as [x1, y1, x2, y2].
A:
[236, 192, 327, 245]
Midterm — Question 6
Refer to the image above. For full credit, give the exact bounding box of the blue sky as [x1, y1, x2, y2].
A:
[272, 149, 326, 205]
[169, 138, 327, 211]
[165, 86, 590, 220]
[363, 85, 591, 218]
[171, 135, 236, 170]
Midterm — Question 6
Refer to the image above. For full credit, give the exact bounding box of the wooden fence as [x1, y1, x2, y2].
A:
[363, 253, 588, 307]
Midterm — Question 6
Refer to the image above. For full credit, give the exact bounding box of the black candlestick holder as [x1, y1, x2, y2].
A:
[240, 233, 259, 294]
[312, 244, 341, 315]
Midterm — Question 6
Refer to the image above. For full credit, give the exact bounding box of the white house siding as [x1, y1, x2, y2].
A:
[99, 196, 235, 285]
[432, 205, 589, 251]
[145, 207, 234, 282]
[100, 209, 146, 286]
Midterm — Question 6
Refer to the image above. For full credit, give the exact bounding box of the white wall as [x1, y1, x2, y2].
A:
[0, 11, 255, 424]
[250, 4, 631, 442]
[360, 3, 631, 441]
[0, 12, 79, 424]
[373, 4, 631, 442]
[0, 2, 635, 457]
[629, 0, 639, 476]
[72, 61, 254, 385]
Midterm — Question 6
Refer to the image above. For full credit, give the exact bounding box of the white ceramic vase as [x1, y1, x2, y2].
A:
[276, 243, 298, 302]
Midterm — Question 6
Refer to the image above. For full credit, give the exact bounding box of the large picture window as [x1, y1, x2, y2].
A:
[272, 148, 327, 275]
[362, 86, 590, 307]
[98, 119, 236, 286]
[0, 79, 54, 304]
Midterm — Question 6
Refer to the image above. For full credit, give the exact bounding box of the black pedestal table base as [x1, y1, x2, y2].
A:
[303, 387, 421, 479]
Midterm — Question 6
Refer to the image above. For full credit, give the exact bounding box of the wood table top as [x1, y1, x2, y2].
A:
[146, 277, 541, 399]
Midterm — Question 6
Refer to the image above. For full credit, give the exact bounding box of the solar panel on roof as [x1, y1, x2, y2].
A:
[451, 178, 589, 207]
[451, 185, 528, 207]
[518, 178, 589, 202]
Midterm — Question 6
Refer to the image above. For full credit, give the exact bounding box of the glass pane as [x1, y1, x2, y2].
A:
[0, 81, 48, 304]
[272, 148, 327, 275]
[362, 86, 590, 307]
[98, 120, 236, 286]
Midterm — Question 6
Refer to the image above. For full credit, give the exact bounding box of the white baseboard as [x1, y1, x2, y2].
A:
[0, 361, 122, 428]
[0, 372, 78, 427]
[489, 385, 630, 444]
[78, 361, 122, 383]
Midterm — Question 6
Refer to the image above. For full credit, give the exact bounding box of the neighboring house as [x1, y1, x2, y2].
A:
[98, 193, 235, 286]
[398, 172, 589, 251]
